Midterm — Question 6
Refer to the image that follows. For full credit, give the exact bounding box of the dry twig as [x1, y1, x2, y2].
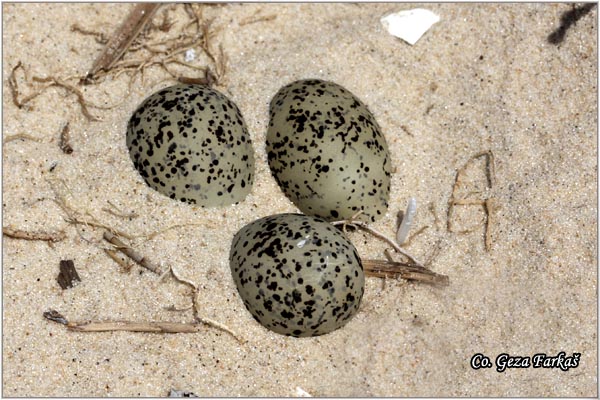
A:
[44, 309, 202, 333]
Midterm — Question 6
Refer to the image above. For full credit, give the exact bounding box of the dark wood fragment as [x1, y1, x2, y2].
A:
[57, 259, 81, 289]
[59, 122, 73, 154]
[43, 310, 69, 325]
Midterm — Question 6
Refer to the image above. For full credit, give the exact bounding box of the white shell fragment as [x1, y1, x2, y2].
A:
[396, 197, 417, 245]
[381, 8, 440, 45]
[294, 387, 313, 397]
[184, 48, 196, 62]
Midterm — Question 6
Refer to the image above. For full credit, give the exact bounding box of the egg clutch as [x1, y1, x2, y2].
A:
[126, 80, 393, 337]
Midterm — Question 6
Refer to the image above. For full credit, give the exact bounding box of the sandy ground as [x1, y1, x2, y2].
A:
[2, 3, 597, 397]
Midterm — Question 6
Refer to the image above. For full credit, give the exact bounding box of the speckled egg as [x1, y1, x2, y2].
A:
[266, 79, 392, 223]
[126, 84, 254, 206]
[229, 213, 364, 337]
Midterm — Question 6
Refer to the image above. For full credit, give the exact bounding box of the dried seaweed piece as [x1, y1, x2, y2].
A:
[57, 260, 81, 289]
[9, 62, 103, 121]
[31, 76, 99, 121]
[548, 3, 596, 45]
[8, 62, 25, 108]
[84, 3, 161, 83]
[71, 24, 108, 44]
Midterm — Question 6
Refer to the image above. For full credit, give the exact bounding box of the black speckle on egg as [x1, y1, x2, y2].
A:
[126, 84, 255, 207]
[229, 213, 364, 337]
[266, 79, 392, 223]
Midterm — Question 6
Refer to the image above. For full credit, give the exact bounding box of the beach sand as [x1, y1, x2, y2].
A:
[2, 3, 597, 396]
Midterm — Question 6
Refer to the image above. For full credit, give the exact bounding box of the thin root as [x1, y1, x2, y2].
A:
[166, 266, 243, 343]
[3, 134, 43, 144]
[332, 219, 423, 266]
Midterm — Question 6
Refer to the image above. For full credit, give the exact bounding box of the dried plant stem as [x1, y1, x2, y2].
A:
[85, 3, 161, 82]
[363, 259, 449, 285]
[44, 310, 200, 333]
[47, 179, 133, 241]
[103, 231, 163, 274]
[183, 3, 203, 32]
[10, 62, 118, 120]
[3, 226, 66, 242]
[68, 321, 200, 333]
[104, 249, 132, 272]
[135, 222, 207, 240]
[64, 215, 132, 240]
[447, 150, 497, 251]
[49, 178, 209, 242]
[102, 200, 139, 219]
[484, 198, 497, 252]
[195, 316, 242, 342]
